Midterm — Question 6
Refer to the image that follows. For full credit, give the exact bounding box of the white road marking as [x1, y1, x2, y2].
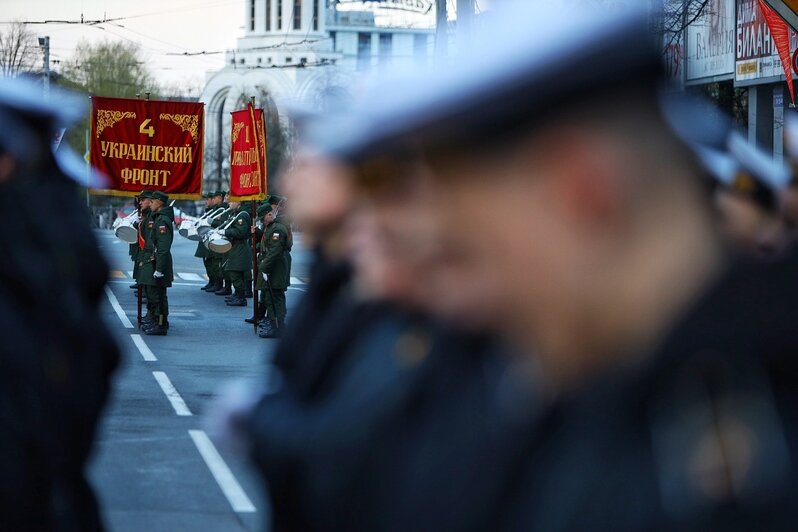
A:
[152, 371, 193, 416]
[188, 430, 257, 513]
[127, 271, 135, 278]
[290, 277, 304, 285]
[177, 272, 205, 281]
[131, 334, 157, 361]
[104, 286, 134, 329]
[108, 280, 205, 288]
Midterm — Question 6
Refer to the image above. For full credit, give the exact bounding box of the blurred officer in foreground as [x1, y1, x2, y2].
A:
[704, 132, 790, 257]
[140, 191, 174, 335]
[780, 112, 798, 244]
[0, 78, 119, 530]
[206, 139, 535, 531]
[323, 2, 798, 529]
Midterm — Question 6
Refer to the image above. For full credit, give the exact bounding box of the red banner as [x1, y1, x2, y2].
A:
[759, 0, 795, 103]
[89, 96, 204, 199]
[229, 104, 267, 201]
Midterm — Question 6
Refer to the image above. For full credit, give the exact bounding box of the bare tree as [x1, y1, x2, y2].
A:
[658, 0, 712, 50]
[0, 21, 38, 78]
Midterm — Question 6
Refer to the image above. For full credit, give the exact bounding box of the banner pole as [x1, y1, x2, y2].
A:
[136, 195, 143, 327]
[251, 199, 259, 333]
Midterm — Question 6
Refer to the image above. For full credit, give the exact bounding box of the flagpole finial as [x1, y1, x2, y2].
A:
[250, 96, 256, 106]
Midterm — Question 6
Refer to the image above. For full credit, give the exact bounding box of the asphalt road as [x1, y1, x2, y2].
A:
[89, 229, 311, 532]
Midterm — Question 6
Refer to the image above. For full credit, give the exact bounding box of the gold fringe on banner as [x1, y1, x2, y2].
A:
[88, 188, 204, 200]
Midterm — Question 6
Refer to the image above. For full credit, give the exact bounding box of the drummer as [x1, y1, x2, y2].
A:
[210, 191, 233, 296]
[196, 191, 223, 291]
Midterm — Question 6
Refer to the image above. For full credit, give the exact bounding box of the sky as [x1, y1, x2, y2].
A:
[1, 0, 248, 94]
[0, 0, 452, 95]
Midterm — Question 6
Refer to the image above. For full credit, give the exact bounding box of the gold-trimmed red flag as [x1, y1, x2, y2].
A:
[89, 96, 205, 199]
[759, 0, 795, 104]
[229, 103, 268, 201]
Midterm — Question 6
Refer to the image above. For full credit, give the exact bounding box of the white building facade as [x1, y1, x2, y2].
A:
[199, 0, 434, 191]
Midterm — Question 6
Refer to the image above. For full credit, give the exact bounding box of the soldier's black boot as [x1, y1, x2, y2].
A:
[140, 313, 155, 329]
[144, 316, 168, 336]
[266, 320, 282, 338]
[257, 318, 274, 338]
[205, 279, 222, 293]
[215, 280, 232, 296]
[200, 278, 214, 291]
[226, 291, 247, 307]
[245, 306, 265, 324]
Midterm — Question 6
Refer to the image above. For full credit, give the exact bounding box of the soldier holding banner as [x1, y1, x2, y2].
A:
[129, 190, 152, 290]
[256, 203, 291, 338]
[140, 191, 174, 335]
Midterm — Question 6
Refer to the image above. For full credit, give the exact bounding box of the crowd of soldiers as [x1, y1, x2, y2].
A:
[126, 189, 293, 338]
[190, 191, 293, 338]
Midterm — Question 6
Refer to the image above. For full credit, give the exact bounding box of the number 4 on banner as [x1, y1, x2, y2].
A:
[139, 118, 155, 138]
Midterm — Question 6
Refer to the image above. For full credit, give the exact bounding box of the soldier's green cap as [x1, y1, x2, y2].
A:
[256, 204, 273, 217]
[151, 191, 169, 203]
[201, 191, 212, 199]
[213, 190, 226, 198]
[139, 190, 154, 199]
[267, 195, 285, 205]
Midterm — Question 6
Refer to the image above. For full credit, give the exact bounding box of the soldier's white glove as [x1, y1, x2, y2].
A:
[262, 273, 268, 282]
[204, 378, 267, 456]
[154, 271, 164, 279]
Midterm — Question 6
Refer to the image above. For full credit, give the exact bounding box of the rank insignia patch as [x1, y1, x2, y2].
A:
[238, 219, 244, 225]
[159, 225, 167, 234]
[272, 233, 280, 241]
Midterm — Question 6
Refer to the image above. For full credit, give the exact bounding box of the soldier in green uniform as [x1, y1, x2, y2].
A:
[256, 203, 291, 338]
[140, 191, 174, 335]
[128, 193, 142, 290]
[133, 190, 159, 323]
[129, 190, 153, 289]
[210, 191, 234, 296]
[197, 191, 225, 291]
[271, 194, 293, 283]
[222, 200, 252, 307]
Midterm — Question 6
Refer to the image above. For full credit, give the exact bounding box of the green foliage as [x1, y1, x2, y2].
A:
[60, 39, 158, 98]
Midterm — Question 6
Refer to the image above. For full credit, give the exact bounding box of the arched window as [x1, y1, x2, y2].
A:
[293, 0, 302, 30]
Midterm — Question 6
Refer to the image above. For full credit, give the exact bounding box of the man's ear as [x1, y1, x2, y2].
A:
[519, 127, 625, 231]
[0, 154, 16, 183]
